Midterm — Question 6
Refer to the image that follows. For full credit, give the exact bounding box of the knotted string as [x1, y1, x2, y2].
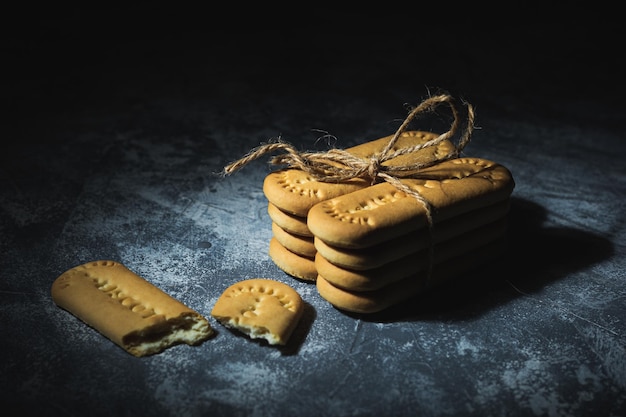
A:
[223, 94, 474, 186]
[222, 94, 475, 288]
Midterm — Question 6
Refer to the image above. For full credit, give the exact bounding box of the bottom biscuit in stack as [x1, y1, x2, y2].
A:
[268, 237, 318, 281]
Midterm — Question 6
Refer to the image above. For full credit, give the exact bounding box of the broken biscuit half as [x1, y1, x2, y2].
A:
[51, 260, 214, 357]
[211, 278, 304, 345]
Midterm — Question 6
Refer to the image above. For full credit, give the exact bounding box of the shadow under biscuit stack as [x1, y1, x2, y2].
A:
[260, 129, 516, 314]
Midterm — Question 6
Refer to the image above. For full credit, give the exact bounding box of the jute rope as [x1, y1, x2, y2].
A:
[222, 94, 475, 287]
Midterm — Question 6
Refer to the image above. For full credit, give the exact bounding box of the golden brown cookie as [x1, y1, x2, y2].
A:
[268, 237, 317, 281]
[314, 207, 510, 270]
[263, 170, 368, 218]
[262, 131, 456, 217]
[307, 158, 515, 249]
[211, 278, 304, 345]
[267, 202, 312, 237]
[271, 222, 317, 258]
[51, 260, 214, 357]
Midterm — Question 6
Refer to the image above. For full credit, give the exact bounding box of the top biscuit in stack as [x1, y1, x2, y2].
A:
[263, 131, 455, 217]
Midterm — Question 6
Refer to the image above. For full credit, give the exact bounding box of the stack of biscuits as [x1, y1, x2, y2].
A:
[262, 131, 515, 313]
[263, 131, 455, 282]
[309, 157, 515, 313]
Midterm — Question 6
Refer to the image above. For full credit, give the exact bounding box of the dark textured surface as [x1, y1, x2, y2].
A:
[2, 12, 625, 417]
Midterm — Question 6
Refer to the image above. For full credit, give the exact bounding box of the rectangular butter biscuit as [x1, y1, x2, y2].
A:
[263, 131, 456, 217]
[314, 200, 510, 269]
[51, 260, 214, 357]
[307, 157, 514, 248]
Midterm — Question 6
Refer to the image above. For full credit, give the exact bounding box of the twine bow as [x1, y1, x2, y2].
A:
[223, 94, 475, 210]
[222, 94, 475, 288]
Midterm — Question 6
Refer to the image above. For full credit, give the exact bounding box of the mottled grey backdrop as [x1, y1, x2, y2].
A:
[2, 11, 625, 417]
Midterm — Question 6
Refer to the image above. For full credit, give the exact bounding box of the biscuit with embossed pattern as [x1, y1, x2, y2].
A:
[315, 216, 508, 290]
[263, 131, 456, 217]
[307, 158, 514, 249]
[314, 200, 510, 270]
[51, 260, 214, 357]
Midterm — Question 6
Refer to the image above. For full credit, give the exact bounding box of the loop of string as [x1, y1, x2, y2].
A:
[222, 94, 475, 288]
[223, 94, 474, 188]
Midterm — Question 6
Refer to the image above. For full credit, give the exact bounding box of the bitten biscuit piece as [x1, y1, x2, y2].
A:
[263, 131, 456, 217]
[307, 158, 514, 248]
[211, 278, 304, 345]
[51, 260, 214, 357]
